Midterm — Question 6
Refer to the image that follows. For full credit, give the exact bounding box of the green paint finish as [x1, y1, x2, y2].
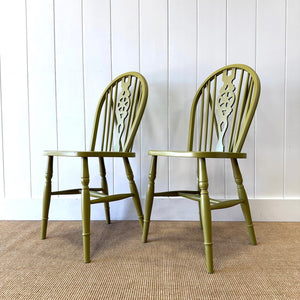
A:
[142, 64, 260, 273]
[41, 72, 148, 263]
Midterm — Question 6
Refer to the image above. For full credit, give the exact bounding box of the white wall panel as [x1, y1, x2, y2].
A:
[226, 0, 257, 199]
[111, 0, 140, 76]
[140, 0, 168, 196]
[110, 0, 141, 219]
[285, 0, 300, 197]
[0, 0, 31, 199]
[82, 0, 112, 189]
[256, 0, 286, 198]
[169, 0, 197, 194]
[0, 0, 300, 221]
[82, 0, 113, 219]
[54, 0, 85, 191]
[27, 0, 57, 198]
[83, 0, 112, 147]
[197, 0, 227, 74]
[197, 0, 227, 198]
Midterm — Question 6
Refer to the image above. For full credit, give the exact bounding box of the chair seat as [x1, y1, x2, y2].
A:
[43, 150, 136, 158]
[148, 150, 246, 159]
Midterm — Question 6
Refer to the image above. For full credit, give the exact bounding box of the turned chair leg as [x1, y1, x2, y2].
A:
[81, 157, 91, 263]
[197, 160, 203, 230]
[142, 155, 157, 243]
[41, 156, 53, 240]
[123, 157, 144, 229]
[104, 203, 110, 224]
[231, 158, 257, 245]
[99, 158, 110, 224]
[199, 158, 213, 274]
[198, 201, 203, 230]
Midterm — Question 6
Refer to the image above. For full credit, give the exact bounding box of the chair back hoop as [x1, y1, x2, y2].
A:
[90, 72, 148, 152]
[188, 64, 260, 153]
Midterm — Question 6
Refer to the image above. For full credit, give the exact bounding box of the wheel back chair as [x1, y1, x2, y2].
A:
[41, 72, 148, 263]
[142, 64, 261, 273]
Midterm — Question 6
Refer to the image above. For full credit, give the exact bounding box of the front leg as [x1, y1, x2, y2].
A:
[41, 156, 53, 239]
[142, 155, 157, 243]
[81, 157, 91, 263]
[199, 158, 213, 273]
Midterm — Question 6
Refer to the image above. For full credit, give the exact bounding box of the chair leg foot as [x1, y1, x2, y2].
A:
[138, 215, 144, 230]
[142, 156, 157, 243]
[241, 202, 257, 245]
[231, 158, 257, 246]
[204, 242, 214, 274]
[123, 157, 144, 230]
[198, 201, 203, 230]
[246, 223, 257, 245]
[41, 219, 48, 240]
[142, 221, 150, 243]
[104, 202, 111, 224]
[199, 158, 214, 273]
[202, 216, 214, 273]
[83, 233, 91, 263]
[41, 156, 53, 240]
[81, 157, 91, 263]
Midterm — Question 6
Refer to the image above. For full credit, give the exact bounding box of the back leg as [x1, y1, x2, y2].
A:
[198, 201, 203, 230]
[231, 158, 257, 245]
[197, 160, 203, 230]
[123, 157, 144, 229]
[99, 158, 110, 224]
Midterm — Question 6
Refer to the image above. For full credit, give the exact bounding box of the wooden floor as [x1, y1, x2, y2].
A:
[0, 221, 299, 299]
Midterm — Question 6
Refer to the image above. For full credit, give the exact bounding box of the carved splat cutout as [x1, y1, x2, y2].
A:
[115, 76, 132, 150]
[216, 69, 236, 151]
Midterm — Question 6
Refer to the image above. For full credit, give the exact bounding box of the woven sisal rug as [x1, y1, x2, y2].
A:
[0, 221, 299, 299]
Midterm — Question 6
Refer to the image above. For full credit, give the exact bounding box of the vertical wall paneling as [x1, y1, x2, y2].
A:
[111, 0, 140, 76]
[197, 0, 227, 74]
[0, 0, 300, 221]
[82, 0, 112, 148]
[226, 0, 257, 201]
[285, 0, 300, 197]
[111, 0, 141, 219]
[82, 0, 113, 219]
[54, 0, 85, 192]
[167, 0, 198, 219]
[140, 0, 169, 198]
[197, 0, 227, 199]
[0, 1, 31, 199]
[256, 0, 286, 198]
[27, 0, 57, 198]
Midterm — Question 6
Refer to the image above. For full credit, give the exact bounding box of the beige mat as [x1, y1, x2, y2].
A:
[0, 221, 299, 299]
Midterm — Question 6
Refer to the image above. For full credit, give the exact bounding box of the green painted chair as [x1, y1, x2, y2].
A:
[142, 64, 261, 273]
[41, 72, 148, 263]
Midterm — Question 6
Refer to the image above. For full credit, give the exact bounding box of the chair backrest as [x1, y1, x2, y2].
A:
[90, 72, 148, 152]
[188, 64, 260, 153]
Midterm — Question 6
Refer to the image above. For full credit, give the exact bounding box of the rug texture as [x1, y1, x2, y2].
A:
[0, 221, 299, 299]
